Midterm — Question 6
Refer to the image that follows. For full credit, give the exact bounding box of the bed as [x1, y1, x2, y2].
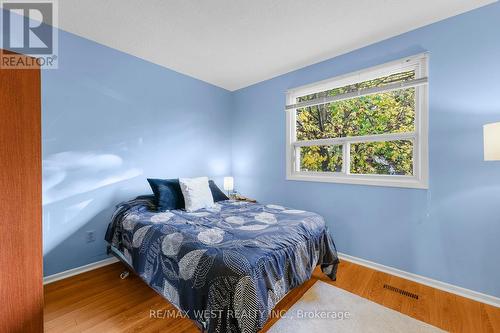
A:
[105, 195, 339, 333]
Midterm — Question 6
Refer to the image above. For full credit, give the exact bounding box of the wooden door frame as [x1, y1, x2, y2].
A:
[0, 49, 43, 332]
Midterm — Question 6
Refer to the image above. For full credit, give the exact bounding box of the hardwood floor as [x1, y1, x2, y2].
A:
[44, 260, 500, 332]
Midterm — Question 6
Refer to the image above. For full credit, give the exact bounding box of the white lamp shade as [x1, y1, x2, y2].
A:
[223, 177, 234, 191]
[484, 122, 500, 161]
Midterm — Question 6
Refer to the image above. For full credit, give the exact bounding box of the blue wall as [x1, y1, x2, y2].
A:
[42, 31, 232, 276]
[231, 2, 500, 297]
[40, 2, 500, 299]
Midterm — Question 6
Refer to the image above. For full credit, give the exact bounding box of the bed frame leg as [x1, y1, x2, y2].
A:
[120, 271, 130, 279]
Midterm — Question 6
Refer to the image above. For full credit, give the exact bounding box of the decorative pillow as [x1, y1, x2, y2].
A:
[179, 177, 215, 212]
[147, 178, 185, 211]
[209, 180, 229, 202]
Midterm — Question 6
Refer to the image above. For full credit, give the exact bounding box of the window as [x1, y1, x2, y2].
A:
[285, 54, 428, 188]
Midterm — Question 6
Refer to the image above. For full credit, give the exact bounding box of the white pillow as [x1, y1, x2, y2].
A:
[179, 177, 215, 212]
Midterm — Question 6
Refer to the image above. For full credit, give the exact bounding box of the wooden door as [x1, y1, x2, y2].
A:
[0, 50, 43, 332]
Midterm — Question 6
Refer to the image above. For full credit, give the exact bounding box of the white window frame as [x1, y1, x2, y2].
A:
[285, 53, 429, 189]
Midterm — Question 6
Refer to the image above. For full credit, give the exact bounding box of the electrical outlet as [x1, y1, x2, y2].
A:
[86, 230, 96, 243]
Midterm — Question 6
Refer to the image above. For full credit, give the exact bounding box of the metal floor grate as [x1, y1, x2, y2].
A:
[383, 284, 419, 300]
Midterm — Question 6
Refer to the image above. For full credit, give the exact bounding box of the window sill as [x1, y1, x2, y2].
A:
[287, 172, 428, 189]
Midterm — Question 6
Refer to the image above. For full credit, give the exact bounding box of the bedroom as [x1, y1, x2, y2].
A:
[1, 0, 499, 332]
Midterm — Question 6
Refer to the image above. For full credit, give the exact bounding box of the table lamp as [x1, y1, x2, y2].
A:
[484, 122, 500, 161]
[223, 176, 234, 196]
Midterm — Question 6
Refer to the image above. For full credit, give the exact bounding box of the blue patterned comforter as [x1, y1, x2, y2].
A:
[105, 196, 338, 333]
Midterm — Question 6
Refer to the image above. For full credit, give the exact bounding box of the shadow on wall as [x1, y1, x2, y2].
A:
[43, 190, 118, 276]
[43, 151, 143, 206]
[42, 151, 143, 275]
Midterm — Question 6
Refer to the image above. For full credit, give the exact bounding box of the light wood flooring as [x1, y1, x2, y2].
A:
[44, 260, 500, 332]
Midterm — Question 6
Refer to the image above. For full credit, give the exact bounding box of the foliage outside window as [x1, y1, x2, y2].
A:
[286, 54, 428, 188]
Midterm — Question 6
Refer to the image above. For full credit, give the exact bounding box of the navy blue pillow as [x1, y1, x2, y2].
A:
[209, 180, 229, 202]
[147, 178, 185, 211]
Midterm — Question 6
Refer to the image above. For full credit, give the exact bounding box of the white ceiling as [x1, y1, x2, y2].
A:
[57, 0, 496, 91]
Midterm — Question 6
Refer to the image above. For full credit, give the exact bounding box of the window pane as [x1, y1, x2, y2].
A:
[350, 140, 413, 175]
[299, 145, 342, 172]
[296, 88, 415, 140]
[297, 70, 415, 102]
[296, 103, 340, 140]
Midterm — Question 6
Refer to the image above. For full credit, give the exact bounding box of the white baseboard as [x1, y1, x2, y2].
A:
[43, 257, 119, 285]
[338, 252, 500, 308]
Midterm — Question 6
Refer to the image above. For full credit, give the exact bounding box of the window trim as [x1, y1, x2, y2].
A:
[285, 53, 429, 189]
